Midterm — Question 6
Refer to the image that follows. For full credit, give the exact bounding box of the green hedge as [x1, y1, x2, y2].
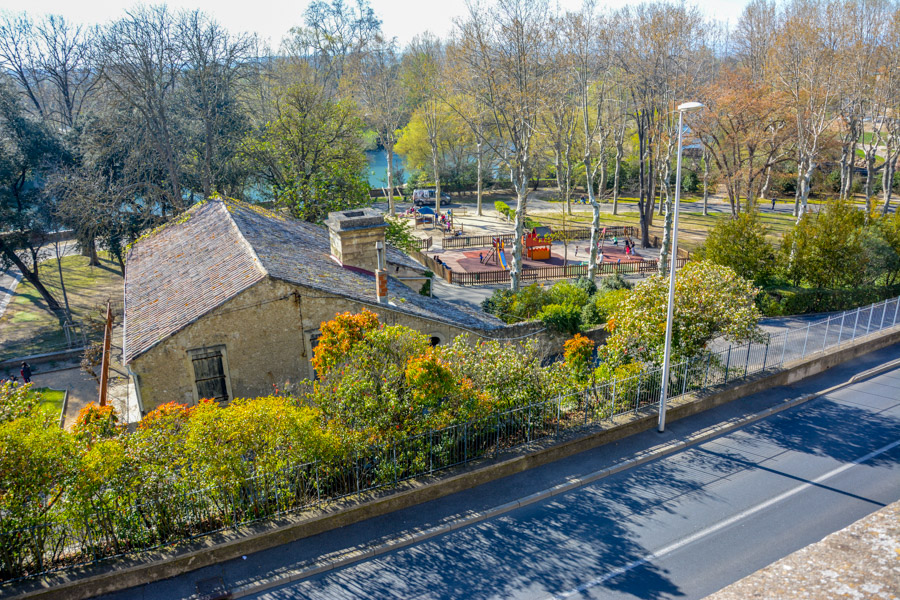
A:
[758, 284, 900, 316]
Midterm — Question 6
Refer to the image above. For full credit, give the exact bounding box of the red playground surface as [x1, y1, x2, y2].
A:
[434, 241, 645, 274]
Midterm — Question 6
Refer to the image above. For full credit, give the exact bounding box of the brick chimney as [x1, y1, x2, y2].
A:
[324, 208, 388, 274]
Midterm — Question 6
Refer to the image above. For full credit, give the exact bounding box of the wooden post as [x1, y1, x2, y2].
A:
[98, 300, 113, 407]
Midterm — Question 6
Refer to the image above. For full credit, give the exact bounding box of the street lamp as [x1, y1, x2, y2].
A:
[658, 101, 705, 433]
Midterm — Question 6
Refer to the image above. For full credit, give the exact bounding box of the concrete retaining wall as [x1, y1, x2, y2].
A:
[6, 325, 900, 600]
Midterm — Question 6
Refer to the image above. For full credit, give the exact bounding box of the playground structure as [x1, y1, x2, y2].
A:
[523, 227, 552, 261]
[481, 237, 510, 270]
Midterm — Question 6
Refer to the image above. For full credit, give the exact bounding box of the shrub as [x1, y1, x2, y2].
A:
[757, 283, 900, 316]
[781, 198, 866, 288]
[581, 288, 631, 326]
[494, 200, 512, 219]
[696, 211, 776, 285]
[73, 403, 121, 446]
[311, 309, 380, 376]
[573, 276, 598, 296]
[605, 260, 763, 366]
[0, 381, 41, 424]
[598, 272, 633, 293]
[538, 303, 582, 334]
[547, 281, 590, 308]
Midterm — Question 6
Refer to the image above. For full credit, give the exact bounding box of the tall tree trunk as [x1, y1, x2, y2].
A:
[0, 241, 62, 312]
[430, 139, 441, 219]
[54, 241, 72, 323]
[702, 149, 711, 216]
[476, 140, 483, 216]
[509, 162, 528, 292]
[613, 140, 623, 216]
[658, 139, 675, 275]
[586, 153, 601, 282]
[385, 141, 395, 215]
[882, 151, 898, 214]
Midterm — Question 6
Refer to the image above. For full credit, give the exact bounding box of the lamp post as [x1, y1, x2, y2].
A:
[658, 101, 704, 433]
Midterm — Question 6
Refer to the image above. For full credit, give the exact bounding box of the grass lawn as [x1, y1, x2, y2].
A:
[0, 252, 123, 361]
[35, 387, 66, 417]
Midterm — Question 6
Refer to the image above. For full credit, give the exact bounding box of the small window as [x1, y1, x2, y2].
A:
[189, 347, 230, 403]
[429, 336, 442, 347]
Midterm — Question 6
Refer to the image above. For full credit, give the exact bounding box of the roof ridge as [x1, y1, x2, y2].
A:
[215, 199, 269, 280]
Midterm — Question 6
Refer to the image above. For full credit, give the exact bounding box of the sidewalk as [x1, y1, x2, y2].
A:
[707, 499, 899, 600]
[91, 341, 900, 600]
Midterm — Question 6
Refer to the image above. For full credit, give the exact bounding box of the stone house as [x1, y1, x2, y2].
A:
[122, 198, 510, 416]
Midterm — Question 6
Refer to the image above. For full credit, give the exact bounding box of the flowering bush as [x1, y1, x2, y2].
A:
[310, 309, 380, 376]
[604, 260, 763, 366]
[72, 403, 121, 446]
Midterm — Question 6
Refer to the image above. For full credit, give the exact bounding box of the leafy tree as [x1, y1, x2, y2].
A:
[696, 211, 776, 285]
[384, 217, 418, 254]
[0, 81, 67, 312]
[604, 260, 763, 366]
[243, 81, 370, 223]
[782, 198, 867, 288]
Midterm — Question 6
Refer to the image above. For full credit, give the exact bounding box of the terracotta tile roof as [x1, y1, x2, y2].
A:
[124, 199, 503, 363]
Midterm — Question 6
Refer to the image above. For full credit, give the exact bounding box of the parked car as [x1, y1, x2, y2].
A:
[412, 188, 451, 207]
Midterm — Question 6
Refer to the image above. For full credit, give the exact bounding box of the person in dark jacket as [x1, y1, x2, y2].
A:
[20, 362, 32, 384]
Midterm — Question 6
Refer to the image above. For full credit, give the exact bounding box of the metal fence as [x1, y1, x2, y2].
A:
[449, 257, 689, 286]
[3, 295, 899, 582]
[442, 226, 637, 250]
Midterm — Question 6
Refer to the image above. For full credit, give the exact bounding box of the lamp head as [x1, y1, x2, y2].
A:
[678, 101, 705, 113]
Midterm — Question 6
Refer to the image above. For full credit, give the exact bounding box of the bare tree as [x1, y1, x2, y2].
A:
[452, 0, 554, 291]
[770, 0, 841, 220]
[403, 34, 447, 217]
[349, 38, 406, 215]
[179, 11, 255, 199]
[98, 6, 187, 213]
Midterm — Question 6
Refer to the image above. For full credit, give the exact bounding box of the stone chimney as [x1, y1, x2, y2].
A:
[324, 208, 388, 274]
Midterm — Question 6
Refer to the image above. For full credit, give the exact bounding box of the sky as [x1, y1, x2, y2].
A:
[5, 0, 750, 49]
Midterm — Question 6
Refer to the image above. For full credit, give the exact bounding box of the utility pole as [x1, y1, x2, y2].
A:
[98, 300, 113, 407]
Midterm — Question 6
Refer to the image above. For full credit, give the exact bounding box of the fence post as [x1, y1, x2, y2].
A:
[838, 311, 846, 345]
[527, 403, 532, 443]
[880, 299, 887, 331]
[556, 397, 560, 438]
[703, 352, 712, 387]
[429, 430, 433, 474]
[852, 306, 861, 340]
[762, 340, 769, 371]
[743, 342, 751, 377]
[635, 374, 642, 413]
[724, 346, 732, 384]
[801, 322, 811, 358]
[314, 461, 321, 504]
[463, 423, 468, 464]
[866, 303, 874, 334]
[780, 331, 788, 366]
[681, 360, 689, 397]
[822, 317, 830, 353]
[392, 443, 398, 485]
[894, 296, 900, 326]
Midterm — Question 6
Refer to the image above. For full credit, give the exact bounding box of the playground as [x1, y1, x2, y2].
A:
[432, 236, 647, 275]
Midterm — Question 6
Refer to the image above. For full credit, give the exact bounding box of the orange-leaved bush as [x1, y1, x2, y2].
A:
[311, 309, 380, 376]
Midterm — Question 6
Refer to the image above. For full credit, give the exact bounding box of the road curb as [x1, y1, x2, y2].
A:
[229, 359, 898, 599]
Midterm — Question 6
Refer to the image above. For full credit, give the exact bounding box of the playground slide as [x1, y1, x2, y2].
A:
[499, 249, 510, 270]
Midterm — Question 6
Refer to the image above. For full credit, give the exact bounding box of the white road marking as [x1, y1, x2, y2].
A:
[549, 438, 900, 599]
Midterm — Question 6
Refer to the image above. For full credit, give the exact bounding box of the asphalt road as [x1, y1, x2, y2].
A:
[97, 342, 900, 600]
[239, 362, 899, 600]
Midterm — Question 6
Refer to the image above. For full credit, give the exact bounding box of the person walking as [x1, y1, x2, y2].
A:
[20, 362, 32, 384]
[771, 197, 777, 211]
